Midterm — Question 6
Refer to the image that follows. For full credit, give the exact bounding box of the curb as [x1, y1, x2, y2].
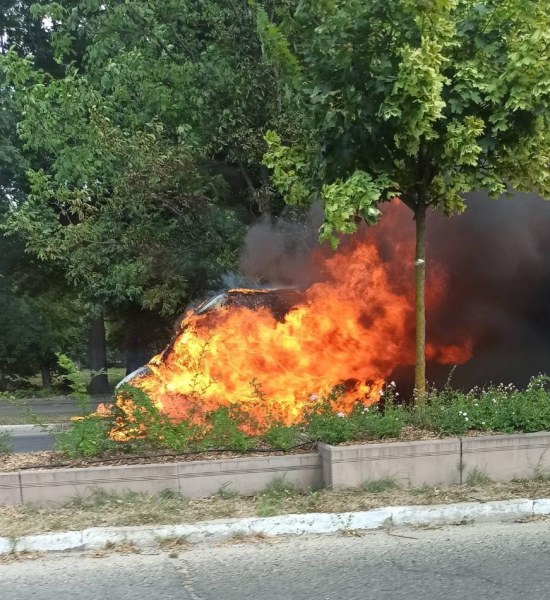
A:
[0, 424, 68, 433]
[1, 498, 549, 555]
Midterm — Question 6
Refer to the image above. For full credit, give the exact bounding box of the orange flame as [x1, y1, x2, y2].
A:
[112, 201, 472, 438]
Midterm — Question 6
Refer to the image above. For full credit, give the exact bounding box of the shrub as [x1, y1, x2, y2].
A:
[56, 416, 116, 458]
[411, 375, 550, 435]
[198, 407, 256, 451]
[305, 387, 406, 444]
[262, 424, 301, 450]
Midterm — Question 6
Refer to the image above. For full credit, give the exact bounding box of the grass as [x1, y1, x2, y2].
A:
[465, 467, 493, 486]
[1, 476, 549, 540]
[361, 478, 401, 493]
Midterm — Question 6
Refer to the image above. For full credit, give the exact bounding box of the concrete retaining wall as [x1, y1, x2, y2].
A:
[319, 438, 462, 489]
[461, 432, 550, 482]
[2, 453, 322, 505]
[1, 432, 549, 505]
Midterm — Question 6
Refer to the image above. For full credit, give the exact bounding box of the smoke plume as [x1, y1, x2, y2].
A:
[239, 204, 324, 288]
[239, 193, 550, 389]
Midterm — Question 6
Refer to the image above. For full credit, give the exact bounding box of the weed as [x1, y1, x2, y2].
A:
[0, 431, 12, 455]
[465, 468, 492, 487]
[256, 477, 298, 517]
[361, 478, 401, 494]
[216, 484, 240, 500]
[262, 424, 301, 450]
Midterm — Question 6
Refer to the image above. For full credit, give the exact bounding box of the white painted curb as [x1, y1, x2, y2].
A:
[0, 424, 69, 434]
[1, 498, 548, 554]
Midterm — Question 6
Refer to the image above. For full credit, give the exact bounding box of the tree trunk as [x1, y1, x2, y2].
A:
[414, 200, 427, 400]
[40, 365, 52, 389]
[88, 312, 110, 396]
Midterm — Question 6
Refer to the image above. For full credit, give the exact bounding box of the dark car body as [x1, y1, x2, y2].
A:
[117, 288, 304, 388]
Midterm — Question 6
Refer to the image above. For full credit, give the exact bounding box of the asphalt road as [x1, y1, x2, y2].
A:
[1, 521, 549, 600]
[7, 428, 57, 453]
[0, 396, 107, 418]
[0, 396, 108, 453]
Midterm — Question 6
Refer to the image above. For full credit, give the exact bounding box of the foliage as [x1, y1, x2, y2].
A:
[260, 0, 550, 234]
[56, 415, 115, 458]
[258, 0, 550, 394]
[305, 386, 406, 445]
[199, 408, 257, 452]
[411, 375, 550, 435]
[262, 424, 301, 450]
[0, 0, 287, 318]
[0, 431, 13, 455]
[54, 374, 550, 458]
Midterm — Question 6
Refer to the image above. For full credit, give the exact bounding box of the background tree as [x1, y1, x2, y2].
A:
[1, 0, 289, 390]
[260, 0, 550, 396]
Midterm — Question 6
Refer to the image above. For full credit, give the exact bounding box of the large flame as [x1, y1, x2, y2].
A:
[112, 201, 472, 438]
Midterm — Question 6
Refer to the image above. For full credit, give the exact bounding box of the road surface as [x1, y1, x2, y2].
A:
[1, 520, 549, 599]
[4, 427, 57, 453]
[0, 396, 108, 453]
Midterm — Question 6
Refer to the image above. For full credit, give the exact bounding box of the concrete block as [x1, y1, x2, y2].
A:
[20, 463, 179, 505]
[0, 472, 22, 505]
[319, 439, 461, 490]
[461, 432, 550, 483]
[533, 498, 550, 516]
[390, 499, 534, 527]
[176, 453, 322, 498]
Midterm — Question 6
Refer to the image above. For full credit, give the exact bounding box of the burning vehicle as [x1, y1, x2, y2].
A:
[103, 203, 473, 441]
[117, 288, 304, 391]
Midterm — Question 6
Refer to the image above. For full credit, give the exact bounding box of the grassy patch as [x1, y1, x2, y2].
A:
[465, 467, 493, 487]
[1, 477, 550, 540]
[0, 432, 13, 455]
[361, 478, 401, 493]
[7, 374, 550, 460]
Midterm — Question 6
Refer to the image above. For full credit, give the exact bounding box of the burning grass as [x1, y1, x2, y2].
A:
[1, 477, 549, 540]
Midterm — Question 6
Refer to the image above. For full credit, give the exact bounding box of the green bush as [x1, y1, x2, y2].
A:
[56, 416, 116, 458]
[305, 389, 406, 444]
[198, 407, 256, 451]
[52, 374, 550, 458]
[412, 375, 550, 435]
[262, 424, 301, 450]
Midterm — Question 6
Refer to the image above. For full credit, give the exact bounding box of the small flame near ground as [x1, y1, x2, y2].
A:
[109, 201, 473, 439]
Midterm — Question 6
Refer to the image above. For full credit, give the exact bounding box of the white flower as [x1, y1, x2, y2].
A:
[379, 391, 384, 396]
[337, 412, 346, 418]
[309, 394, 318, 402]
[464, 417, 469, 422]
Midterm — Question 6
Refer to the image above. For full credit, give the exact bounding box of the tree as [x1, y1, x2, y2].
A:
[1, 1, 287, 383]
[0, 0, 91, 389]
[259, 0, 550, 396]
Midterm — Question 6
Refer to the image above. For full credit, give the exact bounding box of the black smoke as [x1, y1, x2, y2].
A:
[237, 192, 550, 389]
[239, 204, 324, 288]
[426, 192, 550, 388]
